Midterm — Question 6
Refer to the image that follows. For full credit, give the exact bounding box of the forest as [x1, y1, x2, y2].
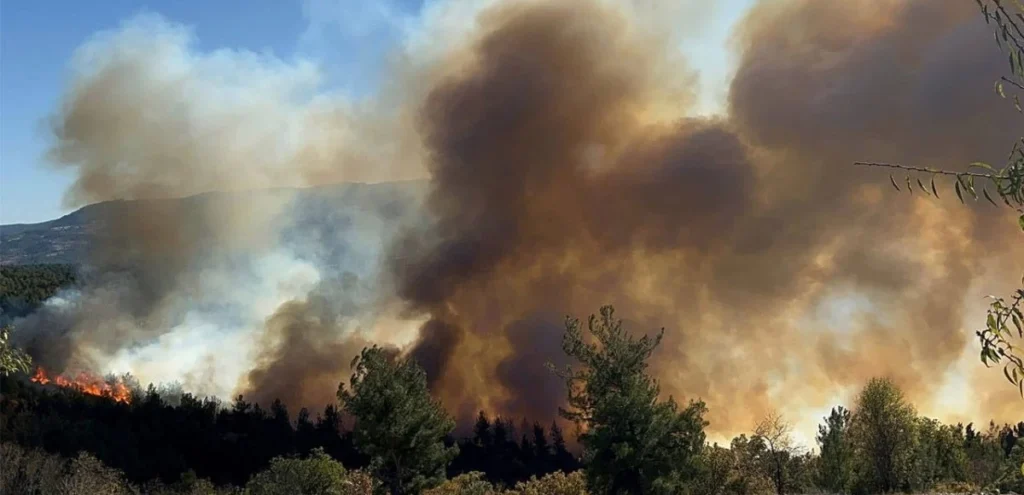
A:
[0, 264, 77, 320]
[0, 267, 1022, 494]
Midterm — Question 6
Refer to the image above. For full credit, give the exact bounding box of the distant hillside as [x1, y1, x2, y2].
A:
[0, 181, 428, 266]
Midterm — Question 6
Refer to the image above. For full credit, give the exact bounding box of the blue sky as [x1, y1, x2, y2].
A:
[0, 0, 751, 225]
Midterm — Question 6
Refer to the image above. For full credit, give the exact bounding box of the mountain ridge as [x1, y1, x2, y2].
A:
[0, 180, 429, 265]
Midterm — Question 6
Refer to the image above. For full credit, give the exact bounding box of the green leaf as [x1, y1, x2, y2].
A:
[1019, 214, 1024, 232]
[983, 188, 999, 206]
[955, 181, 964, 203]
[931, 176, 939, 198]
[890, 175, 900, 192]
[905, 176, 913, 195]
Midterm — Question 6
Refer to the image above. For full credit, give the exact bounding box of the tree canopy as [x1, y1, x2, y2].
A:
[338, 345, 459, 495]
[554, 305, 709, 495]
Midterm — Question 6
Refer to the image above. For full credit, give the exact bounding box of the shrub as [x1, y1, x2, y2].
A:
[506, 471, 589, 495]
[245, 448, 373, 495]
[422, 472, 498, 495]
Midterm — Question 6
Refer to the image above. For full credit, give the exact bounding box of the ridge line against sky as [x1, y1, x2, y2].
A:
[0, 0, 754, 225]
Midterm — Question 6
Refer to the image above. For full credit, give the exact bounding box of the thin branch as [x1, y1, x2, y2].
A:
[851, 161, 1006, 179]
[1002, 76, 1024, 91]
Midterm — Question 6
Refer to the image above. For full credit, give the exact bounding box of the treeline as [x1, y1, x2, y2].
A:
[2, 306, 1024, 494]
[0, 263, 77, 319]
[0, 376, 578, 491]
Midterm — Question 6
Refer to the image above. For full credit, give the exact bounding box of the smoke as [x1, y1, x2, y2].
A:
[391, 0, 1024, 435]
[17, 14, 428, 409]
[13, 0, 1024, 441]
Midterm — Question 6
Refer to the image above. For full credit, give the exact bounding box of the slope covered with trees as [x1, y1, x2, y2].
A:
[0, 264, 77, 320]
[1, 305, 1022, 494]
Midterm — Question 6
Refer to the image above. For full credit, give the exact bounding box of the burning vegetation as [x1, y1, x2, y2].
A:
[30, 367, 132, 404]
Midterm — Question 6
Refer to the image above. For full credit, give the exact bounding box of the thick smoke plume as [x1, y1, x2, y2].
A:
[393, 0, 1024, 433]
[14, 0, 1024, 442]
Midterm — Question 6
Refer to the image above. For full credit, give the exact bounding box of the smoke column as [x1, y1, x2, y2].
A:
[14, 0, 1024, 441]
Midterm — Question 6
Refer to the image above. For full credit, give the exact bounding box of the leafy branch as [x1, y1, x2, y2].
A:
[0, 325, 33, 377]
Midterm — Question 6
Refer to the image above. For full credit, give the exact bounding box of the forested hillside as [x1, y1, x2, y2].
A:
[0, 264, 77, 320]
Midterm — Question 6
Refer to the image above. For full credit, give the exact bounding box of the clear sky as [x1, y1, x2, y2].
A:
[0, 0, 753, 225]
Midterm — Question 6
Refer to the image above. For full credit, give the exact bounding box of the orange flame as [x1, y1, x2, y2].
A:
[30, 367, 132, 404]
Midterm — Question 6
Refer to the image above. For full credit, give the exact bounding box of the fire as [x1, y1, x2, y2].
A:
[30, 367, 132, 404]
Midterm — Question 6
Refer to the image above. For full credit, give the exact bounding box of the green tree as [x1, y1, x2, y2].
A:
[907, 417, 967, 491]
[726, 434, 772, 495]
[245, 448, 371, 495]
[1003, 443, 1024, 492]
[552, 305, 709, 495]
[816, 406, 854, 493]
[848, 378, 917, 493]
[690, 444, 734, 495]
[0, 325, 32, 376]
[964, 422, 1012, 490]
[338, 345, 458, 495]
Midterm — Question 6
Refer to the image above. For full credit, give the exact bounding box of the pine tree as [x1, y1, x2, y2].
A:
[339, 345, 459, 494]
[474, 411, 493, 448]
[816, 406, 853, 493]
[553, 305, 709, 495]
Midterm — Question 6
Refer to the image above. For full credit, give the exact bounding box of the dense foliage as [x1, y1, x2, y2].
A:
[0, 263, 77, 320]
[0, 375, 579, 492]
[339, 346, 459, 494]
[0, 325, 33, 376]
[554, 305, 708, 494]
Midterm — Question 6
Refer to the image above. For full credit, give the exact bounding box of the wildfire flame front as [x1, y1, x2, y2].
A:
[30, 367, 132, 404]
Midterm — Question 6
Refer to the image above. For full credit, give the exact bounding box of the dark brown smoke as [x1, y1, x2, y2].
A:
[390, 0, 1024, 437]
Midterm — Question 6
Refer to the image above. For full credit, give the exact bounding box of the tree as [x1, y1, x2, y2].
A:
[727, 434, 773, 495]
[552, 305, 709, 495]
[474, 411, 493, 448]
[59, 451, 135, 495]
[848, 377, 917, 493]
[963, 422, 1012, 490]
[690, 444, 735, 495]
[753, 411, 803, 495]
[816, 406, 854, 493]
[548, 421, 579, 473]
[245, 448, 373, 495]
[338, 345, 458, 495]
[854, 0, 1024, 396]
[907, 417, 968, 491]
[0, 325, 32, 377]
